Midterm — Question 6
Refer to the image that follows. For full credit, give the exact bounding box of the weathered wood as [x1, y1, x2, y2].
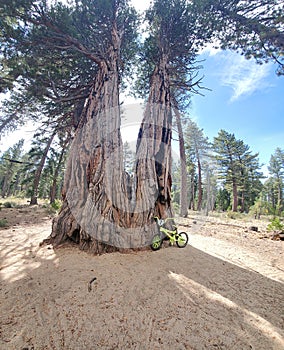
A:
[47, 34, 175, 254]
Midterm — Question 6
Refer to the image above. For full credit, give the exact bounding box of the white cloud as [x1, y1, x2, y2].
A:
[219, 52, 273, 102]
[200, 42, 222, 56]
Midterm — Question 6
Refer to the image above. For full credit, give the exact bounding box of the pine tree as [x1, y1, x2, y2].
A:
[22, 132, 55, 204]
[213, 129, 262, 212]
[215, 188, 231, 211]
[123, 141, 135, 174]
[268, 148, 284, 214]
[0, 139, 25, 197]
[185, 119, 211, 211]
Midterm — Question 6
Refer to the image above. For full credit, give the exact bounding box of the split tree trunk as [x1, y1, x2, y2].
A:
[47, 47, 174, 254]
[48, 57, 128, 253]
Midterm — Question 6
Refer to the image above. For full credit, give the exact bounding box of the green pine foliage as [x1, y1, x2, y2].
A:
[191, 0, 284, 75]
[213, 129, 264, 212]
[0, 139, 25, 197]
[123, 142, 135, 174]
[268, 148, 284, 215]
[267, 217, 284, 232]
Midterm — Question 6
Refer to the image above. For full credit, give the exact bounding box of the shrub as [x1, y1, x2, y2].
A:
[3, 201, 16, 208]
[51, 199, 62, 211]
[172, 201, 180, 215]
[227, 210, 238, 220]
[0, 218, 8, 227]
[267, 217, 284, 232]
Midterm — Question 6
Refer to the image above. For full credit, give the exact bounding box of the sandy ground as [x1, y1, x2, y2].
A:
[0, 207, 283, 349]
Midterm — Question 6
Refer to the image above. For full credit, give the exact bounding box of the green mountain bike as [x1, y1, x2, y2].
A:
[150, 216, 188, 251]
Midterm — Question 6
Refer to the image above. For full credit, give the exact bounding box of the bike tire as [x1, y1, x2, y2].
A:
[150, 233, 163, 251]
[176, 232, 188, 248]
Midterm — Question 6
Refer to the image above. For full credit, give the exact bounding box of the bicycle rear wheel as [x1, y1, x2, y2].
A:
[150, 233, 163, 251]
[176, 232, 188, 248]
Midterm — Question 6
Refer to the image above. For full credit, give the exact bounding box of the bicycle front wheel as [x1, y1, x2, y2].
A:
[150, 233, 163, 251]
[176, 232, 188, 248]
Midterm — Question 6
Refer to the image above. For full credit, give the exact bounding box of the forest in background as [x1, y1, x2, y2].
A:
[1, 125, 283, 219]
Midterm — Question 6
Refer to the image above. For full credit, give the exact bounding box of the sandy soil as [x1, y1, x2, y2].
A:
[0, 207, 283, 350]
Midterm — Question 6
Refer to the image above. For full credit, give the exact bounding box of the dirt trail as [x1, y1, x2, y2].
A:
[0, 211, 283, 349]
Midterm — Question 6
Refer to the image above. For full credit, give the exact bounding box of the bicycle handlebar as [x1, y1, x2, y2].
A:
[153, 216, 175, 226]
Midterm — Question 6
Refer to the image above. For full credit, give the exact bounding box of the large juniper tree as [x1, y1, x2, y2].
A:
[1, 0, 283, 253]
[52, 0, 207, 252]
[1, 0, 141, 252]
[134, 0, 208, 221]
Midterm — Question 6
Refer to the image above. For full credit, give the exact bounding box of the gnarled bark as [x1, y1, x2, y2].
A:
[135, 54, 174, 219]
[47, 47, 174, 254]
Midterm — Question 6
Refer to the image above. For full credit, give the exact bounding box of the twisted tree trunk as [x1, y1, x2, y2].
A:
[135, 55, 173, 222]
[48, 56, 129, 253]
[46, 51, 174, 254]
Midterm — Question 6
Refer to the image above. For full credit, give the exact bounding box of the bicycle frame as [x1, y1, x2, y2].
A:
[151, 216, 188, 251]
[153, 216, 178, 245]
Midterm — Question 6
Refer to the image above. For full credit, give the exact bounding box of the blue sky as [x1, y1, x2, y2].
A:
[190, 49, 284, 171]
